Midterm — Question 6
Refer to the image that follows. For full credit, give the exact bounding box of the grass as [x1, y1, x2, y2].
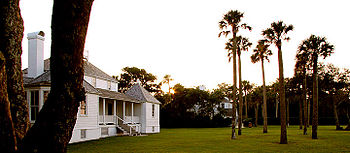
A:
[68, 126, 350, 152]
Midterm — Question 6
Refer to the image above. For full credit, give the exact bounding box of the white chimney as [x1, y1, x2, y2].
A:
[27, 31, 45, 78]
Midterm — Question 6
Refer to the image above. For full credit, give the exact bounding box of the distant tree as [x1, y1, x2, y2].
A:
[117, 67, 159, 93]
[295, 46, 311, 134]
[242, 80, 253, 119]
[162, 74, 173, 94]
[251, 39, 272, 133]
[219, 10, 251, 139]
[298, 35, 334, 139]
[263, 21, 293, 144]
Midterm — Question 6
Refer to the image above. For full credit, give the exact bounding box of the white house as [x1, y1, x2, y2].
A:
[23, 31, 161, 143]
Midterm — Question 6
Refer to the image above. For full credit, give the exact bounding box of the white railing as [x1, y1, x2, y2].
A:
[124, 116, 140, 124]
[98, 115, 115, 124]
[115, 115, 141, 135]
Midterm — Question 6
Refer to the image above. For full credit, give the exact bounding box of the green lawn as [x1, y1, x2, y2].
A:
[68, 126, 350, 152]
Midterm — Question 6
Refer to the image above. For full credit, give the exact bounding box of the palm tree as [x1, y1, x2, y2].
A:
[242, 80, 253, 119]
[296, 46, 310, 135]
[162, 74, 173, 94]
[251, 39, 272, 133]
[218, 10, 251, 139]
[236, 36, 252, 135]
[262, 21, 293, 144]
[297, 34, 334, 139]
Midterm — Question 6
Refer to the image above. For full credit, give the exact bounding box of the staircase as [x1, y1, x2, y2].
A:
[115, 116, 141, 136]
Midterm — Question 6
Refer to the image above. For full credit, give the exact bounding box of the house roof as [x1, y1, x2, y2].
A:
[126, 83, 161, 104]
[98, 88, 141, 103]
[23, 59, 117, 82]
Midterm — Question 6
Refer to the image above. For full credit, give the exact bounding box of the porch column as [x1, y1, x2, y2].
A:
[103, 98, 106, 124]
[123, 101, 125, 122]
[131, 103, 134, 124]
[114, 100, 117, 124]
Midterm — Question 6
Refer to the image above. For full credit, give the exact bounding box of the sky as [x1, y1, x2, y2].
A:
[20, 0, 350, 91]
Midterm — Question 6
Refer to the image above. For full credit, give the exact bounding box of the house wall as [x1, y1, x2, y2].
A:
[141, 103, 160, 133]
[70, 93, 100, 143]
[84, 75, 117, 92]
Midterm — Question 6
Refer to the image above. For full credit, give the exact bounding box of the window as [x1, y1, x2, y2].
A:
[43, 91, 49, 103]
[92, 77, 96, 87]
[152, 126, 155, 132]
[80, 99, 87, 115]
[81, 129, 86, 139]
[107, 81, 111, 90]
[152, 104, 155, 117]
[30, 91, 39, 121]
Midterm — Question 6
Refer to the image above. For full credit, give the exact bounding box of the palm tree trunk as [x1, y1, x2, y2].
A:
[238, 53, 243, 135]
[231, 42, 237, 139]
[276, 96, 279, 118]
[245, 91, 248, 119]
[261, 59, 268, 133]
[299, 95, 303, 130]
[287, 98, 289, 127]
[307, 98, 310, 127]
[332, 95, 341, 130]
[277, 41, 287, 144]
[345, 108, 350, 130]
[312, 55, 318, 139]
[303, 71, 308, 135]
[255, 103, 259, 127]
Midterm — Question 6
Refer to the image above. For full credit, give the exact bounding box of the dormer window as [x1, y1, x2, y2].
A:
[107, 81, 111, 90]
[92, 77, 96, 87]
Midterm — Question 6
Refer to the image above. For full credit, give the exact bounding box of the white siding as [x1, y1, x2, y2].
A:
[96, 78, 108, 90]
[70, 93, 100, 143]
[84, 76, 93, 86]
[111, 82, 117, 91]
[141, 103, 160, 133]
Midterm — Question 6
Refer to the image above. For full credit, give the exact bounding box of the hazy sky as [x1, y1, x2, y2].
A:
[20, 0, 350, 90]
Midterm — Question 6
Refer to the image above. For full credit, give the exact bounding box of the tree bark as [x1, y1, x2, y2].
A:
[261, 59, 268, 133]
[231, 31, 237, 140]
[332, 95, 341, 130]
[346, 108, 350, 130]
[0, 0, 30, 145]
[19, 0, 94, 152]
[278, 41, 287, 144]
[312, 55, 318, 139]
[303, 70, 308, 135]
[238, 52, 243, 135]
[307, 98, 310, 127]
[0, 53, 17, 152]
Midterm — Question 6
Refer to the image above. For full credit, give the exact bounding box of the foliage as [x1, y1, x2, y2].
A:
[115, 67, 160, 93]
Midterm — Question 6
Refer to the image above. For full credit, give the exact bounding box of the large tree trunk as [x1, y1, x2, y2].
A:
[312, 55, 318, 139]
[238, 53, 243, 135]
[19, 0, 94, 152]
[0, 0, 30, 146]
[303, 70, 308, 135]
[332, 95, 341, 130]
[261, 59, 268, 133]
[0, 53, 17, 152]
[346, 108, 350, 130]
[277, 41, 287, 144]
